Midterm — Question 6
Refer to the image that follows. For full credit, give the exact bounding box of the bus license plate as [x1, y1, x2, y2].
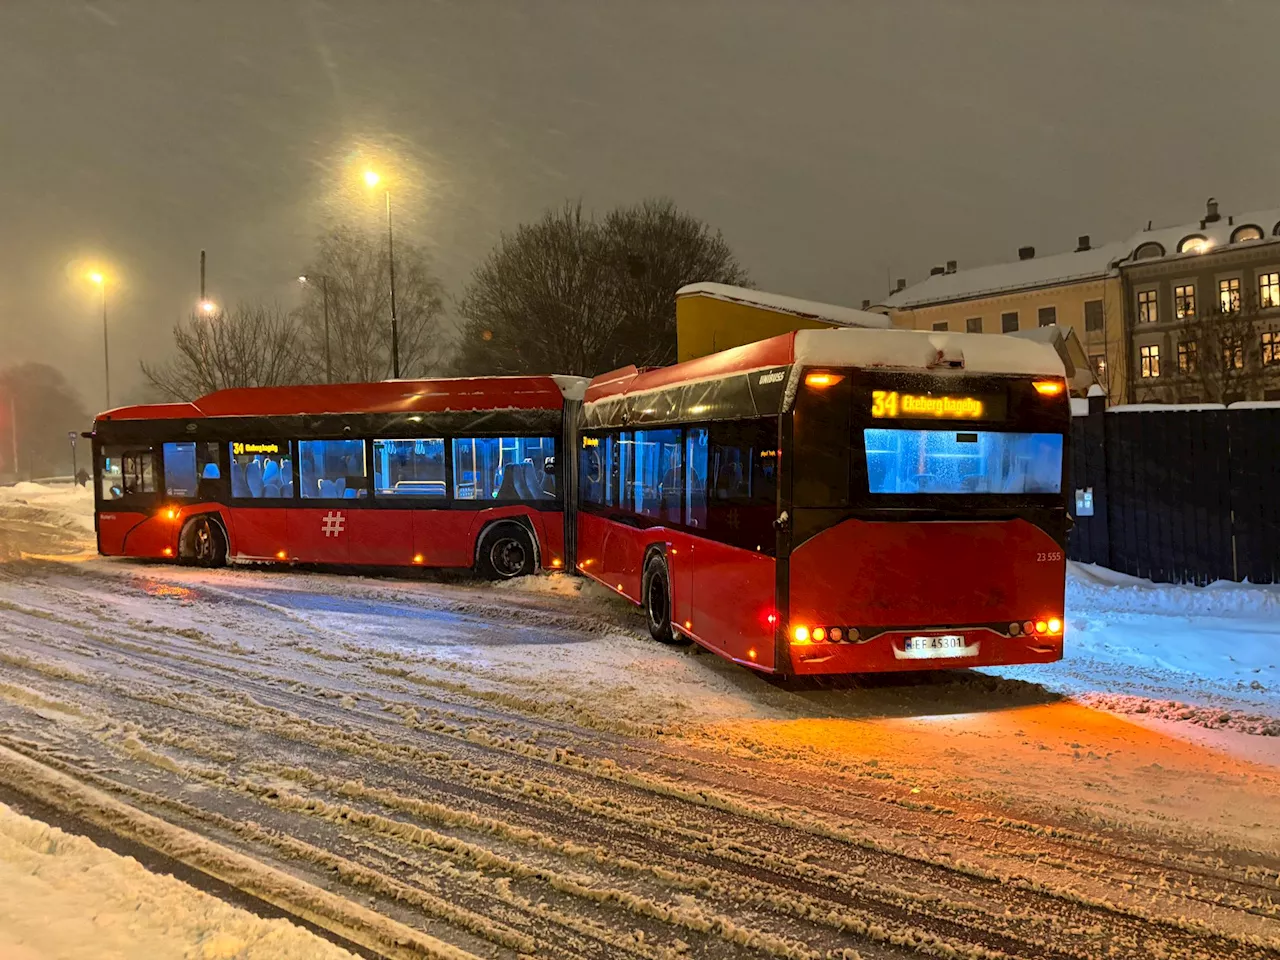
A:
[898, 635, 973, 660]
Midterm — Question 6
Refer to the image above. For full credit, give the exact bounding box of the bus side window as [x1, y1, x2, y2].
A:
[684, 428, 708, 528]
[100, 446, 157, 501]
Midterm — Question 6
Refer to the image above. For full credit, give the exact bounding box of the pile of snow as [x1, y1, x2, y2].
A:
[989, 562, 1280, 726]
[0, 482, 95, 533]
[0, 801, 357, 959]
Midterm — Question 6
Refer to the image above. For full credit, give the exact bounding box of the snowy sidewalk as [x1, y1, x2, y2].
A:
[0, 801, 356, 960]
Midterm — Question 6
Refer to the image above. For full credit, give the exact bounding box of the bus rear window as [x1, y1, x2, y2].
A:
[863, 429, 1063, 495]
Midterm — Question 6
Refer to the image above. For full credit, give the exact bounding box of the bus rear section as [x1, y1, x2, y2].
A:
[90, 376, 584, 578]
[781, 331, 1070, 675]
[577, 327, 1070, 678]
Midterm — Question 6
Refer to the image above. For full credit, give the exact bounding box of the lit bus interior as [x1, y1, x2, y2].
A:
[863, 429, 1064, 495]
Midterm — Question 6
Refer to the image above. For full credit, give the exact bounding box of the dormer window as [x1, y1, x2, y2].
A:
[1133, 241, 1165, 260]
[1231, 224, 1264, 243]
[1178, 235, 1210, 254]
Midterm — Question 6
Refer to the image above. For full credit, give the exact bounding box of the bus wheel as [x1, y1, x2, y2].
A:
[184, 516, 227, 568]
[478, 524, 535, 580]
[642, 554, 685, 645]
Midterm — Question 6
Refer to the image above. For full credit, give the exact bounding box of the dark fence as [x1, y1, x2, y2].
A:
[1068, 396, 1280, 584]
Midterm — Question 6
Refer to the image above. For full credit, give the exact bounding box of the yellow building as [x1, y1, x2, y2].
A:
[879, 240, 1128, 402]
[675, 283, 889, 362]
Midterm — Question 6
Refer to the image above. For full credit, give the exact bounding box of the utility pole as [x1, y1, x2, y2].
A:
[8, 395, 17, 479]
[200, 249, 206, 303]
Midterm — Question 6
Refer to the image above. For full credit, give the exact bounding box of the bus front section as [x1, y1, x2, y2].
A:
[780, 365, 1070, 675]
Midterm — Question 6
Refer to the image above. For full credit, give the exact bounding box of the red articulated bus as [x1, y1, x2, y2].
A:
[90, 377, 583, 578]
[575, 327, 1071, 676]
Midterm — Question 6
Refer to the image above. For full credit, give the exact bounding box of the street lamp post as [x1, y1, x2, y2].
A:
[298, 274, 333, 383]
[89, 272, 109, 408]
[364, 170, 400, 379]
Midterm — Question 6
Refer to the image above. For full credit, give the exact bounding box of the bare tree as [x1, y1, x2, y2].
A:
[601, 198, 751, 367]
[453, 199, 750, 376]
[297, 226, 446, 383]
[140, 304, 308, 401]
[0, 362, 90, 477]
[1174, 298, 1272, 403]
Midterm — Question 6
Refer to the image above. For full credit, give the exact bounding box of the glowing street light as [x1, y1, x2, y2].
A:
[362, 168, 400, 378]
[199, 299, 217, 315]
[87, 270, 110, 408]
[297, 274, 333, 383]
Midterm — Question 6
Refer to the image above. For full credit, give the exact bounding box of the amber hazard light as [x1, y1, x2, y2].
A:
[1033, 380, 1064, 396]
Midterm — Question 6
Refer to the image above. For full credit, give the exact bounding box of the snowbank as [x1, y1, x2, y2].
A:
[0, 801, 357, 960]
[0, 482, 95, 533]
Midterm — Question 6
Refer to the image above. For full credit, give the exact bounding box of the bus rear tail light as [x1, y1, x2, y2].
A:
[812, 627, 826, 642]
[1034, 619, 1048, 634]
[1023, 620, 1035, 635]
[828, 627, 843, 642]
[1009, 621, 1021, 636]
[792, 625, 810, 644]
[1033, 379, 1065, 397]
[804, 372, 845, 388]
[1047, 617, 1062, 635]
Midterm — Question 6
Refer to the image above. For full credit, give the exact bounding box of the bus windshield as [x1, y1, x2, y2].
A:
[863, 428, 1063, 495]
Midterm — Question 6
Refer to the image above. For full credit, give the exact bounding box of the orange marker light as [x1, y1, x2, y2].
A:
[412, 554, 424, 564]
[1033, 380, 1064, 397]
[792, 625, 810, 644]
[165, 508, 177, 520]
[804, 372, 845, 388]
[162, 547, 173, 557]
[1048, 617, 1062, 634]
[684, 620, 692, 630]
[748, 648, 757, 659]
[551, 558, 562, 568]
[1034, 620, 1048, 634]
[812, 627, 826, 642]
[276, 550, 287, 560]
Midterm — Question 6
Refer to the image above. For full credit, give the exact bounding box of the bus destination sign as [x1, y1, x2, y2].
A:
[870, 390, 1005, 420]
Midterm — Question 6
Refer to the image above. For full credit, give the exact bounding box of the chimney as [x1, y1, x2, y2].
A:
[1076, 235, 1091, 252]
[1205, 197, 1220, 223]
[895, 277, 906, 292]
[860, 299, 871, 310]
[1018, 245, 1035, 261]
[930, 265, 946, 276]
[945, 259, 957, 274]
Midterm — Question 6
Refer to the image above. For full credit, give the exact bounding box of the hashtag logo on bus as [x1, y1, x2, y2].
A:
[321, 511, 346, 538]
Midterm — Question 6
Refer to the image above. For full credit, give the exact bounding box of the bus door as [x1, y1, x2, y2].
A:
[225, 440, 290, 560]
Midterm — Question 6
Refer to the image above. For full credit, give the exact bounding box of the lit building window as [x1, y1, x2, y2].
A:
[1177, 341, 1197, 374]
[1137, 289, 1158, 324]
[1140, 344, 1160, 378]
[1038, 306, 1057, 327]
[1089, 353, 1107, 387]
[1178, 235, 1209, 254]
[1259, 272, 1280, 310]
[1263, 331, 1280, 366]
[1219, 277, 1241, 314]
[1232, 225, 1264, 243]
[1222, 336, 1244, 370]
[1174, 284, 1196, 320]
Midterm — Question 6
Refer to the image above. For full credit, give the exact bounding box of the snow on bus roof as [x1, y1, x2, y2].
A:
[96, 376, 577, 421]
[792, 328, 1065, 377]
[677, 283, 890, 329]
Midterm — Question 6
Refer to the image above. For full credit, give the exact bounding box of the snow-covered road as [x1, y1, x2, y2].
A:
[1, 484, 1278, 959]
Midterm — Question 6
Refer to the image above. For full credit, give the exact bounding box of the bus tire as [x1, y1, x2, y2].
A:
[477, 523, 536, 581]
[183, 515, 227, 568]
[642, 554, 685, 645]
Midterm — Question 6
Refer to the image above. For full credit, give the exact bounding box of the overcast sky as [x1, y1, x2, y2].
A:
[2, 0, 1277, 407]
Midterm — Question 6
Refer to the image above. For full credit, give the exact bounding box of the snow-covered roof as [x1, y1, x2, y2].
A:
[792, 328, 1065, 377]
[678, 282, 890, 329]
[879, 201, 1280, 312]
[1123, 206, 1280, 264]
[879, 241, 1129, 310]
